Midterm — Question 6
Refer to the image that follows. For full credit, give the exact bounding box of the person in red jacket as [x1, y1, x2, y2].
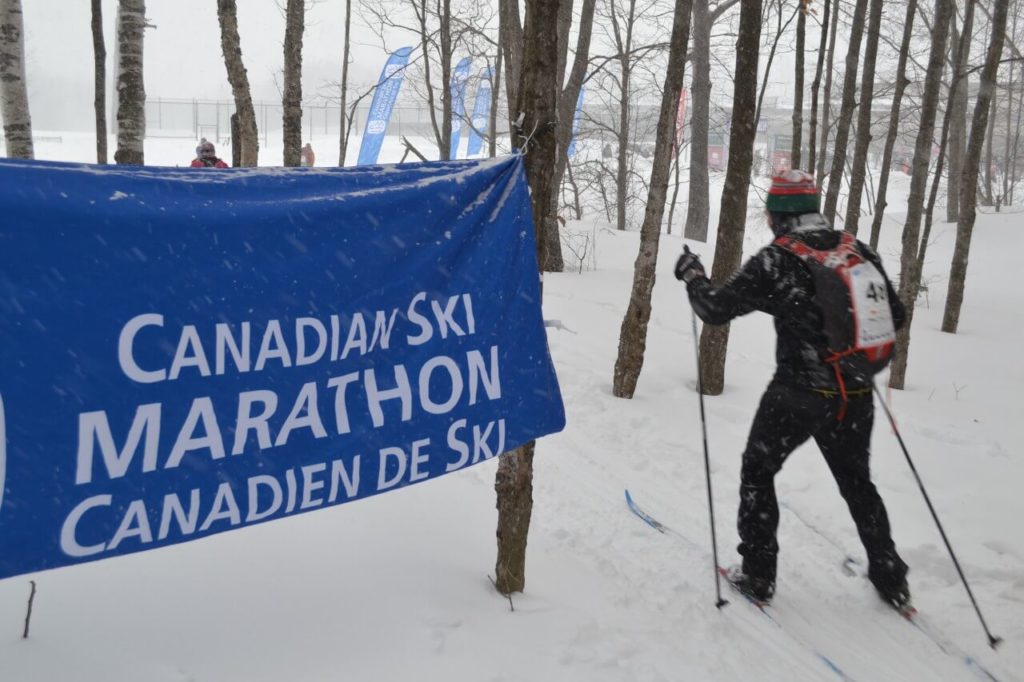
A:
[190, 140, 228, 168]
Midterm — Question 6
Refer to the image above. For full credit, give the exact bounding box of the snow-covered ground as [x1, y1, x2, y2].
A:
[1, 137, 1021, 681]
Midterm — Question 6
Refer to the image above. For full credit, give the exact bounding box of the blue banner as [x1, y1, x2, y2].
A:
[0, 155, 565, 580]
[449, 57, 472, 160]
[466, 68, 494, 158]
[356, 46, 412, 166]
[567, 87, 585, 158]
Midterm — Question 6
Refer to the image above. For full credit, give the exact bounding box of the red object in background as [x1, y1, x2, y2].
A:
[709, 146, 726, 171]
[771, 150, 791, 173]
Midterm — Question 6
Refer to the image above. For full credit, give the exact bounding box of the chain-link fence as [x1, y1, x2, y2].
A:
[145, 98, 440, 143]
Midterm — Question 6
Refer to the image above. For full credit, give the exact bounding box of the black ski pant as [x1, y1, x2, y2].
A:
[737, 381, 906, 587]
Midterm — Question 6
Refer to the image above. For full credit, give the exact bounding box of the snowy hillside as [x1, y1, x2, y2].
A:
[0, 142, 1021, 681]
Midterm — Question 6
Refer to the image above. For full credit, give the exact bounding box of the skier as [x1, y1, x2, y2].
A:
[674, 169, 911, 610]
[190, 140, 229, 168]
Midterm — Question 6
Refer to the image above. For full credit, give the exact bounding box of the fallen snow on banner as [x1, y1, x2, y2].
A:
[0, 155, 565, 580]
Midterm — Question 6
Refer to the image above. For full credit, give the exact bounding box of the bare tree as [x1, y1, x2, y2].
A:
[888, 0, 953, 390]
[868, 0, 918, 248]
[822, 0, 870, 222]
[115, 0, 146, 165]
[548, 0, 598, 271]
[698, 0, 762, 395]
[946, 5, 976, 223]
[841, 0, 884, 234]
[91, 0, 106, 164]
[943, 0, 1010, 332]
[755, 0, 800, 125]
[807, 0, 830, 174]
[499, 0, 523, 127]
[791, 0, 806, 166]
[814, 0, 840, 185]
[610, 0, 640, 232]
[493, 0, 560, 597]
[282, 0, 304, 167]
[683, 0, 741, 242]
[613, 0, 694, 398]
[338, 0, 353, 165]
[218, 0, 259, 167]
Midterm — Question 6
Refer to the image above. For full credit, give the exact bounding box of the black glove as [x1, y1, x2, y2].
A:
[674, 246, 706, 283]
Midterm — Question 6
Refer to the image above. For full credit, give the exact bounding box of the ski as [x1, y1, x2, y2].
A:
[624, 489, 670, 534]
[624, 490, 856, 681]
[840, 557, 1001, 682]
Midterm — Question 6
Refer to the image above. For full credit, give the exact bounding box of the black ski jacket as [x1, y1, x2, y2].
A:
[685, 216, 906, 391]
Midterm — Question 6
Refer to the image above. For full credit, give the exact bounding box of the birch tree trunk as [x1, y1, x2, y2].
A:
[943, 0, 1010, 333]
[612, 0, 694, 398]
[0, 0, 32, 159]
[868, 0, 918, 249]
[494, 0, 560, 597]
[114, 0, 145, 165]
[888, 0, 953, 390]
[822, 0, 870, 222]
[217, 0, 259, 167]
[698, 0, 762, 395]
[841, 0, 884, 234]
[91, 0, 106, 164]
[282, 0, 304, 167]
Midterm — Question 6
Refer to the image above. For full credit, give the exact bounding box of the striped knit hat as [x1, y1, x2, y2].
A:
[765, 170, 819, 214]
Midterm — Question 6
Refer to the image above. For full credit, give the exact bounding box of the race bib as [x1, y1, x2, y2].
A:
[848, 262, 896, 348]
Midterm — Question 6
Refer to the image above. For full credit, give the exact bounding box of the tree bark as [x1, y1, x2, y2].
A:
[841, 0, 884, 234]
[494, 0, 560, 597]
[439, 0, 452, 160]
[0, 0, 32, 159]
[499, 0, 523, 134]
[114, 0, 145, 165]
[868, 0, 918, 249]
[888, 0, 953, 390]
[946, 6, 974, 223]
[282, 0, 304, 167]
[684, 0, 740, 242]
[983, 83, 996, 205]
[943, 0, 1010, 333]
[338, 0, 352, 166]
[816, 0, 841, 187]
[91, 0, 106, 164]
[613, 0, 694, 398]
[822, 0, 870, 222]
[218, 0, 259, 167]
[698, 0, 761, 395]
[684, 0, 713, 241]
[807, 0, 830, 175]
[791, 4, 805, 167]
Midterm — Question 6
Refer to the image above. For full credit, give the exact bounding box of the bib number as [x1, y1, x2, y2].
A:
[848, 263, 896, 347]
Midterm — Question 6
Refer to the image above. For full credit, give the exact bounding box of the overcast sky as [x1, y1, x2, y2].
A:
[23, 0, 397, 130]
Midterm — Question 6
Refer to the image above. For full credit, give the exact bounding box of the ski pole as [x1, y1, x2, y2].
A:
[691, 308, 728, 609]
[873, 385, 1002, 650]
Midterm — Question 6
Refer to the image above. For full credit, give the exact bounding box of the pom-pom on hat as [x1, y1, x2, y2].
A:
[765, 169, 819, 214]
